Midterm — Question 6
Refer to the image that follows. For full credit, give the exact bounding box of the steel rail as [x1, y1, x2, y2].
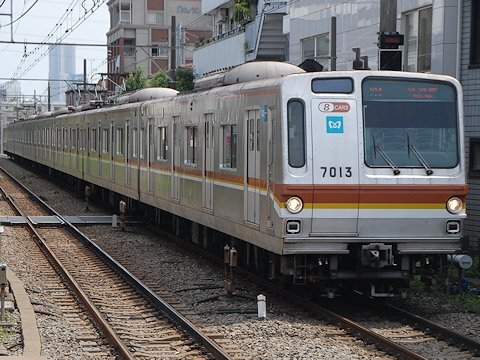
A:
[0, 167, 233, 360]
[0, 184, 135, 360]
[147, 224, 428, 360]
[235, 275, 428, 360]
[385, 303, 480, 355]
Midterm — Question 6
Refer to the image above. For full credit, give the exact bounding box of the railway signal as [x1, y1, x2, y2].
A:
[378, 32, 404, 71]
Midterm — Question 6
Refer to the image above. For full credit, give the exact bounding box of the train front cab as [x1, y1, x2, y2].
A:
[278, 72, 467, 297]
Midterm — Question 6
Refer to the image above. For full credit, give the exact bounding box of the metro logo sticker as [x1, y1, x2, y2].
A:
[326, 116, 344, 133]
[319, 102, 350, 112]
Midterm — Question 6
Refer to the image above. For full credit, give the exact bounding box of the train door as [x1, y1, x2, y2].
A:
[98, 122, 102, 176]
[147, 119, 154, 192]
[245, 109, 260, 226]
[125, 121, 131, 186]
[86, 123, 91, 175]
[172, 117, 180, 201]
[75, 124, 79, 170]
[53, 126, 57, 167]
[266, 106, 275, 229]
[310, 98, 360, 235]
[203, 113, 214, 211]
[110, 121, 114, 180]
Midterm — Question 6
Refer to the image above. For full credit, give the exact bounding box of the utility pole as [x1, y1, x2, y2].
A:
[330, 16, 337, 71]
[48, 82, 51, 111]
[170, 16, 177, 89]
[380, 0, 397, 33]
[0, 0, 14, 42]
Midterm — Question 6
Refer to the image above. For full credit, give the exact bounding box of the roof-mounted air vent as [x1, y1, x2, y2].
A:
[128, 88, 179, 103]
[222, 61, 305, 85]
[194, 61, 305, 90]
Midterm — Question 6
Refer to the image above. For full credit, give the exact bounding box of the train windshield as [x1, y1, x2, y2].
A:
[362, 78, 458, 169]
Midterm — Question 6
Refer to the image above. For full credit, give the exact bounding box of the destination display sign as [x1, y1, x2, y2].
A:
[363, 79, 456, 102]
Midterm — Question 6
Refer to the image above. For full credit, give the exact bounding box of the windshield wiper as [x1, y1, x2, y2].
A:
[373, 137, 400, 175]
[407, 134, 433, 175]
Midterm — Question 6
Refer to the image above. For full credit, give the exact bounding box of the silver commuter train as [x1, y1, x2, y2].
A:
[4, 62, 467, 297]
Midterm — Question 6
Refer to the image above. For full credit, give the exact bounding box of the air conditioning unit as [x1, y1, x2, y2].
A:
[217, 8, 229, 23]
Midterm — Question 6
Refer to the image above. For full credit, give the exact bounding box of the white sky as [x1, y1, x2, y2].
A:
[0, 0, 109, 98]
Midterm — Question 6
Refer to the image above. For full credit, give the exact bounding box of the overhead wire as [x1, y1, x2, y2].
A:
[7, 0, 306, 94]
[5, 0, 107, 90]
[1, 0, 39, 27]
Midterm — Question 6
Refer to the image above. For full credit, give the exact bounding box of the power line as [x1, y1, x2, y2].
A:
[0, 40, 173, 48]
[1, 0, 39, 26]
[5, 0, 107, 89]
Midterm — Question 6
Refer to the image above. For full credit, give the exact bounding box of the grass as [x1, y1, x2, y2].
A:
[408, 257, 480, 313]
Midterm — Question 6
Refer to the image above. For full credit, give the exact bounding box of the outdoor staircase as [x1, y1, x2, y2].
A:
[255, 13, 288, 61]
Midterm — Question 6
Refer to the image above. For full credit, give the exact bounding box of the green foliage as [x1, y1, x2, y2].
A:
[124, 67, 147, 91]
[147, 71, 169, 88]
[450, 294, 480, 312]
[176, 67, 195, 92]
[233, 0, 251, 23]
[123, 66, 194, 92]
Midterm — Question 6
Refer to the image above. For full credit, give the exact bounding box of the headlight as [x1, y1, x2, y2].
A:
[446, 197, 463, 214]
[286, 196, 303, 214]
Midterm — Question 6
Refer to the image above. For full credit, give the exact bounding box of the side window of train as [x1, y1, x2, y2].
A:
[469, 138, 480, 176]
[72, 128, 76, 149]
[102, 128, 109, 153]
[287, 99, 306, 168]
[157, 126, 168, 161]
[116, 127, 124, 156]
[140, 128, 145, 159]
[221, 124, 237, 169]
[64, 129, 69, 149]
[186, 125, 198, 165]
[133, 128, 138, 158]
[91, 128, 97, 152]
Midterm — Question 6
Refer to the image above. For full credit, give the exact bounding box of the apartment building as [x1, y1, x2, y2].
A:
[106, 0, 211, 90]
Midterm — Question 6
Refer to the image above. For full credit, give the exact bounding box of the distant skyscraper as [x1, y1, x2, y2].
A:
[49, 45, 76, 104]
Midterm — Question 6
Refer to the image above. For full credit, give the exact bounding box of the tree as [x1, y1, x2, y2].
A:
[233, 0, 251, 24]
[176, 66, 195, 92]
[147, 71, 169, 88]
[124, 67, 147, 91]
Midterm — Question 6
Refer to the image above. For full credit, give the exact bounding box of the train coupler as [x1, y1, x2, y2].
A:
[361, 243, 394, 268]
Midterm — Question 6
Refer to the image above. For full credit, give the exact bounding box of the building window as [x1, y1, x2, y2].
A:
[124, 39, 136, 57]
[120, 1, 131, 24]
[470, 139, 480, 175]
[404, 7, 432, 72]
[148, 11, 165, 26]
[157, 126, 168, 160]
[301, 33, 329, 71]
[471, 0, 480, 66]
[152, 44, 168, 58]
[222, 125, 237, 169]
[186, 126, 197, 164]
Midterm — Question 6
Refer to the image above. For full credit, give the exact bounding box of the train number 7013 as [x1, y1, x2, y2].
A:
[320, 166, 352, 178]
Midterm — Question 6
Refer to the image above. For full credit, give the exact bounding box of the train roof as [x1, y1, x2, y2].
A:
[194, 61, 305, 90]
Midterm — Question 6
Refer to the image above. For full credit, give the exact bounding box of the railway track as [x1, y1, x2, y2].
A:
[158, 230, 480, 359]
[0, 166, 232, 359]
[2, 160, 479, 359]
[316, 295, 480, 359]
